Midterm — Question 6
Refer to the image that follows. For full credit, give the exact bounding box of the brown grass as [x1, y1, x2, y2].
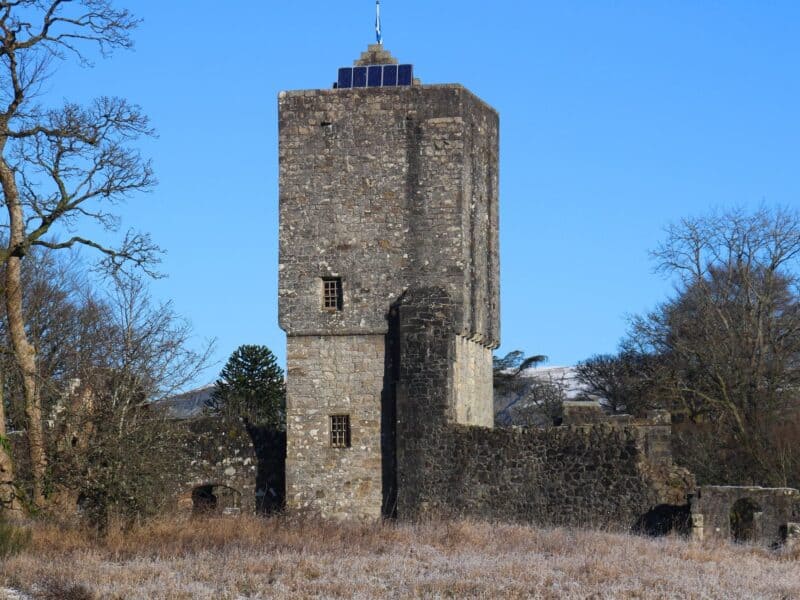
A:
[1, 514, 798, 599]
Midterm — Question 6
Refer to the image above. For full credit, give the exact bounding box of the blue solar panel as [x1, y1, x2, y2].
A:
[334, 64, 413, 89]
[337, 68, 352, 89]
[398, 64, 413, 86]
[368, 65, 382, 87]
[383, 65, 398, 86]
[353, 66, 367, 87]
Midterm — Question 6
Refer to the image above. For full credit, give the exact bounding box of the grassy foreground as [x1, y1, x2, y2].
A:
[1, 514, 798, 599]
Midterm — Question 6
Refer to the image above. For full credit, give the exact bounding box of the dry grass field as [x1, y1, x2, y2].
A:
[1, 514, 798, 599]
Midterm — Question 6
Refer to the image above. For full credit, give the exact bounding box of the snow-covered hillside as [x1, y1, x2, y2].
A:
[494, 366, 600, 426]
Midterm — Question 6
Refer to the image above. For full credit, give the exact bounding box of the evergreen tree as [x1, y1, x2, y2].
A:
[209, 345, 286, 429]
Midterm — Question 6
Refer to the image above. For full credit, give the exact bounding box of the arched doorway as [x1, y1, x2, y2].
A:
[730, 498, 762, 542]
[191, 484, 242, 515]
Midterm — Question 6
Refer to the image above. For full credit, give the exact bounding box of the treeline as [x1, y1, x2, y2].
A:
[0, 0, 200, 524]
[496, 208, 800, 489]
[1, 251, 212, 526]
[576, 207, 800, 488]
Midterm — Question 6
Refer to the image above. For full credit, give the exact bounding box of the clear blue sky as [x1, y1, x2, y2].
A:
[42, 1, 800, 382]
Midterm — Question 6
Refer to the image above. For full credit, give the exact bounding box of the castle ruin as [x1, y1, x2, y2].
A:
[278, 44, 498, 519]
[276, 44, 799, 542]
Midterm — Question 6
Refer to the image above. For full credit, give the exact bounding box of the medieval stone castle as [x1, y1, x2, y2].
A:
[278, 44, 498, 520]
[4, 43, 796, 547]
[270, 44, 800, 545]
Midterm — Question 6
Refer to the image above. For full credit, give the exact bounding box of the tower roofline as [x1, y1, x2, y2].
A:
[277, 84, 499, 118]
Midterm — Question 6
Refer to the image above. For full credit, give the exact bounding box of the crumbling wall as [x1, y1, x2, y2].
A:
[8, 420, 284, 517]
[176, 418, 285, 515]
[395, 287, 694, 527]
[689, 486, 800, 545]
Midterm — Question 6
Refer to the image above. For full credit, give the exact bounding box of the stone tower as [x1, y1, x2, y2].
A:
[278, 45, 500, 519]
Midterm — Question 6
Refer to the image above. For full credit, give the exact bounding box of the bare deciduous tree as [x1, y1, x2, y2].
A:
[0, 1, 156, 507]
[575, 351, 662, 416]
[629, 206, 800, 486]
[49, 271, 212, 531]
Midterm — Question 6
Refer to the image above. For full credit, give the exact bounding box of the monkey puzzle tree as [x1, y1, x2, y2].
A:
[0, 1, 157, 508]
[209, 345, 286, 430]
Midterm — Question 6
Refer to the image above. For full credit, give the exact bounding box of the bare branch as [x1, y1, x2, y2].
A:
[32, 230, 162, 277]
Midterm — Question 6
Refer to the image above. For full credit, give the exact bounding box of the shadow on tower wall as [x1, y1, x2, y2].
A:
[381, 298, 402, 519]
[245, 424, 287, 514]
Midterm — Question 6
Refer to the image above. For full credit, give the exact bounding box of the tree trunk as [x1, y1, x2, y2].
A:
[0, 157, 46, 508]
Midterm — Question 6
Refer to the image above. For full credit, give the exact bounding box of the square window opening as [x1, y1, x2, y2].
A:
[322, 277, 343, 311]
[330, 414, 351, 448]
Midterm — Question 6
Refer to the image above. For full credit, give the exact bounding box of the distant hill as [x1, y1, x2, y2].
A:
[158, 367, 599, 425]
[153, 384, 215, 419]
[494, 366, 602, 426]
[512, 366, 588, 399]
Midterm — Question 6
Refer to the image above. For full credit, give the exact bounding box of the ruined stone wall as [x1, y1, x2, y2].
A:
[174, 418, 285, 515]
[285, 335, 385, 519]
[690, 485, 800, 545]
[7, 420, 284, 516]
[173, 418, 259, 513]
[395, 288, 693, 527]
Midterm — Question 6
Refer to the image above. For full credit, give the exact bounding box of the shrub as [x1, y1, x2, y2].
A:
[0, 515, 31, 558]
[40, 578, 95, 600]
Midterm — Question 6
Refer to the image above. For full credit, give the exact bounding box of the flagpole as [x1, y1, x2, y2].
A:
[375, 0, 382, 45]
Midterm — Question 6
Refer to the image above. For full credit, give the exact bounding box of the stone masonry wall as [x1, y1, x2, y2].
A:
[420, 424, 691, 527]
[690, 485, 800, 545]
[453, 335, 493, 427]
[175, 418, 285, 515]
[279, 76, 501, 518]
[174, 418, 260, 514]
[278, 83, 499, 345]
[285, 334, 385, 520]
[395, 287, 694, 526]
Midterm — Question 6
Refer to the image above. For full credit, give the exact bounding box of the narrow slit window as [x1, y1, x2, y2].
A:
[322, 277, 343, 310]
[330, 415, 351, 448]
